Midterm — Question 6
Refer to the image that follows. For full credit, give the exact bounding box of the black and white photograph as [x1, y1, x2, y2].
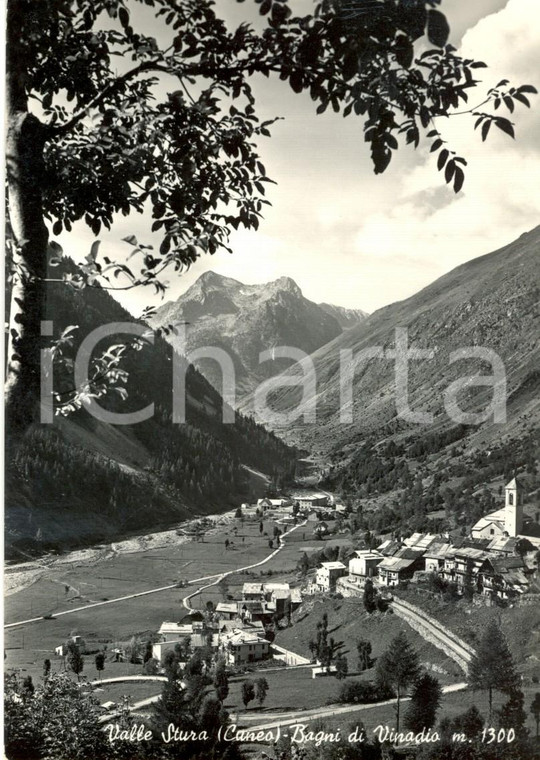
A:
[4, 1, 540, 758]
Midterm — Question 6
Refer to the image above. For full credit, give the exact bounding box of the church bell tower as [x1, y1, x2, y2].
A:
[504, 477, 523, 537]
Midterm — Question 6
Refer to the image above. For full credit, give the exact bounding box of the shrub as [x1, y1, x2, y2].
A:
[337, 680, 394, 704]
[143, 657, 159, 675]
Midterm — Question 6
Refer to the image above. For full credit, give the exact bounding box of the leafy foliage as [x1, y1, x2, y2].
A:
[255, 676, 269, 707]
[241, 679, 255, 709]
[336, 678, 394, 705]
[4, 672, 107, 760]
[5, 0, 537, 436]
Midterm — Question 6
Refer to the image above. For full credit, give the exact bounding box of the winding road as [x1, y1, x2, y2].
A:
[99, 681, 468, 729]
[181, 517, 307, 610]
[5, 517, 307, 630]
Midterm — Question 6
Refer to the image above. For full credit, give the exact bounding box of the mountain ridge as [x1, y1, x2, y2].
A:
[239, 225, 540, 455]
[150, 271, 367, 400]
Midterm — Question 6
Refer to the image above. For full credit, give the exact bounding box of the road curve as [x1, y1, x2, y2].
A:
[91, 675, 168, 687]
[236, 682, 468, 732]
[5, 518, 307, 630]
[181, 518, 307, 610]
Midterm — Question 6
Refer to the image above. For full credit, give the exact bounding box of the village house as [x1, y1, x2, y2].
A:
[215, 602, 238, 620]
[377, 548, 424, 587]
[54, 634, 86, 657]
[257, 497, 291, 510]
[220, 628, 270, 666]
[152, 639, 186, 662]
[157, 621, 194, 642]
[219, 619, 265, 636]
[262, 583, 291, 615]
[315, 561, 347, 592]
[298, 494, 329, 509]
[153, 615, 220, 663]
[486, 535, 520, 556]
[478, 556, 529, 600]
[348, 550, 383, 579]
[423, 542, 454, 574]
[242, 582, 265, 601]
[448, 547, 490, 591]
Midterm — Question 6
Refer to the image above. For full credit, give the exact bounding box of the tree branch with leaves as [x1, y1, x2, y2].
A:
[5, 0, 536, 437]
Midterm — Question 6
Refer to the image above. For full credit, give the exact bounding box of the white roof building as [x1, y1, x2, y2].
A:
[158, 622, 193, 641]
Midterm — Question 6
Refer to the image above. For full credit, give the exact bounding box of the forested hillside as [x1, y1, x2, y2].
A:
[6, 260, 297, 558]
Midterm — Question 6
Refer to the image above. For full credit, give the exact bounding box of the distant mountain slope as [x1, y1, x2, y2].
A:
[241, 226, 540, 455]
[6, 262, 297, 558]
[150, 272, 359, 399]
[317, 302, 368, 330]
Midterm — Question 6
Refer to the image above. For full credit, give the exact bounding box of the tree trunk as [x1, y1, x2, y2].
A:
[396, 685, 400, 731]
[5, 1, 49, 442]
[488, 687, 492, 723]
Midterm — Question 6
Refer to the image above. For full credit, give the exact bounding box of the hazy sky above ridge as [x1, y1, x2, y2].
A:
[56, 0, 540, 316]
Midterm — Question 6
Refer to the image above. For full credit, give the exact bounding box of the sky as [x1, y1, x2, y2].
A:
[57, 0, 540, 316]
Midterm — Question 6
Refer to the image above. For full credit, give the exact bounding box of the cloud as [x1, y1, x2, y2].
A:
[60, 1, 539, 318]
[348, 0, 540, 309]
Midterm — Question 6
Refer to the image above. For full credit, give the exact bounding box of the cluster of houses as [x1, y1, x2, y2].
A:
[312, 478, 539, 602]
[153, 581, 302, 668]
[254, 493, 346, 519]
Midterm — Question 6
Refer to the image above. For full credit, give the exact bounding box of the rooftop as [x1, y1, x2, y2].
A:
[320, 561, 347, 570]
[242, 583, 264, 594]
[403, 533, 439, 550]
[424, 543, 454, 559]
[216, 602, 237, 614]
[379, 556, 418, 571]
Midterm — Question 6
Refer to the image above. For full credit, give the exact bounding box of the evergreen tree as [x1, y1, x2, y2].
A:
[376, 632, 421, 731]
[405, 674, 442, 732]
[66, 643, 84, 682]
[299, 553, 310, 576]
[214, 658, 229, 704]
[498, 689, 527, 738]
[468, 621, 520, 721]
[43, 659, 51, 679]
[151, 678, 195, 740]
[363, 579, 377, 614]
[143, 641, 153, 664]
[357, 639, 373, 672]
[335, 654, 349, 680]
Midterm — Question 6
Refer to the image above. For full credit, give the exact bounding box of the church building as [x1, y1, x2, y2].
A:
[471, 477, 539, 542]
